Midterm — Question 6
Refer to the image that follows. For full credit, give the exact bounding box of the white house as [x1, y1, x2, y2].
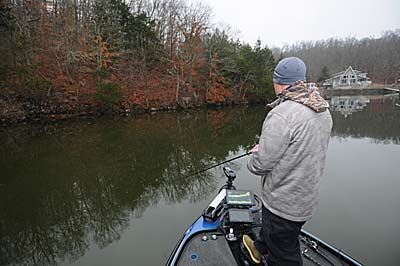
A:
[323, 66, 372, 89]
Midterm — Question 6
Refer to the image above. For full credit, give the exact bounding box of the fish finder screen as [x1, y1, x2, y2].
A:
[226, 190, 255, 206]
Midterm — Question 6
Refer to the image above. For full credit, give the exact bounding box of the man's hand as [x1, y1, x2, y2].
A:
[250, 144, 259, 153]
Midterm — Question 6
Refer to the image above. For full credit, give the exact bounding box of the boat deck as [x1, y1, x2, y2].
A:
[176, 230, 351, 266]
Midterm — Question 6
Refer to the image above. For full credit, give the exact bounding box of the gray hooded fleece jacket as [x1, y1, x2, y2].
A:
[248, 84, 333, 222]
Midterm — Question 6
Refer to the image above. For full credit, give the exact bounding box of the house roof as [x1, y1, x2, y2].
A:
[324, 66, 368, 82]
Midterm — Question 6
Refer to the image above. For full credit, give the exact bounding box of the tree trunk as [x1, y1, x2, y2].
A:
[176, 72, 180, 103]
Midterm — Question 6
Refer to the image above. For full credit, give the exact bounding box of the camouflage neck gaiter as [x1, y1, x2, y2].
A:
[268, 82, 329, 113]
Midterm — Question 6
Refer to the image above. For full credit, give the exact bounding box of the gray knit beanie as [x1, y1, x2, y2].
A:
[273, 57, 306, 85]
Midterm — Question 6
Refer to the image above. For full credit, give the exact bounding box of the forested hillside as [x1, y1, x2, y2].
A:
[0, 0, 275, 119]
[1, 1, 399, 122]
[277, 30, 400, 84]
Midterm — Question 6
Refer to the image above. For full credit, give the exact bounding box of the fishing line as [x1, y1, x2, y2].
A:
[172, 150, 253, 184]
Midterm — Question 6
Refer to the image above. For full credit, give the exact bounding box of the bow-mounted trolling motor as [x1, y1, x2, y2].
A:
[203, 166, 259, 224]
[203, 166, 234, 222]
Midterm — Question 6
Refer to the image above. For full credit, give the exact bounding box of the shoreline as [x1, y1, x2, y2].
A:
[4, 87, 397, 127]
[320, 87, 399, 97]
[0, 97, 271, 127]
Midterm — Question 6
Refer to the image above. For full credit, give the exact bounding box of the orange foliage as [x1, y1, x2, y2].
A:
[120, 64, 176, 109]
[95, 36, 118, 70]
[2, 6, 237, 114]
[171, 22, 207, 103]
[206, 54, 231, 104]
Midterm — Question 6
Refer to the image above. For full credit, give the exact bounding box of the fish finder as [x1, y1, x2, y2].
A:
[226, 190, 255, 208]
[226, 190, 255, 224]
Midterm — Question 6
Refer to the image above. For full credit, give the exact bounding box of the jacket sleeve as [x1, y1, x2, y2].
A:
[247, 112, 291, 176]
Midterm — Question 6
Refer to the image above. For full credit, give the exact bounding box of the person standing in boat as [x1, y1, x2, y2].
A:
[244, 57, 333, 266]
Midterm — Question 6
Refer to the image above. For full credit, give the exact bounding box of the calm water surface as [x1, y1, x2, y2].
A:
[1, 94, 399, 266]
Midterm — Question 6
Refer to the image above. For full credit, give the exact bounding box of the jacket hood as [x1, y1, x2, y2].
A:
[268, 82, 329, 113]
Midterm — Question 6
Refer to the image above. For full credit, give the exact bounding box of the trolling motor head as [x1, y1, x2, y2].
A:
[223, 166, 236, 180]
[223, 166, 236, 190]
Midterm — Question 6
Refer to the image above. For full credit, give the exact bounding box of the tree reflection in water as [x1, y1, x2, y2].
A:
[0, 108, 264, 266]
[1, 96, 399, 266]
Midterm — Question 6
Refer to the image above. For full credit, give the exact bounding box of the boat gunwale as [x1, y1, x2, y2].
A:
[300, 230, 364, 266]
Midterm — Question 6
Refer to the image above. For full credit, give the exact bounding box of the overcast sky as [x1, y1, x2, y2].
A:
[204, 0, 400, 47]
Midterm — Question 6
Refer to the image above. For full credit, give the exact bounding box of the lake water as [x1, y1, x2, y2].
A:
[1, 94, 399, 266]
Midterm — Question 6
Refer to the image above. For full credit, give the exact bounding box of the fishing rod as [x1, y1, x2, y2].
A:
[184, 150, 253, 179]
[183, 136, 259, 179]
